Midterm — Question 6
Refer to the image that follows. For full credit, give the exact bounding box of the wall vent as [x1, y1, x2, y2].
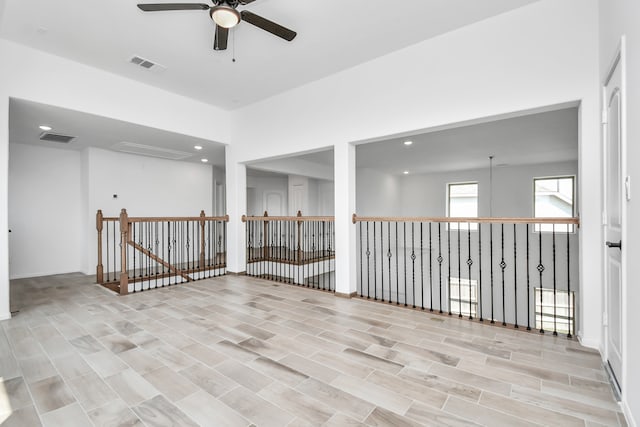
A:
[128, 55, 167, 73]
[112, 141, 192, 160]
[39, 132, 76, 143]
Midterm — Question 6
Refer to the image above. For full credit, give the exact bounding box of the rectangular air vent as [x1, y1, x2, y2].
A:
[112, 141, 192, 160]
[39, 132, 76, 143]
[128, 55, 167, 74]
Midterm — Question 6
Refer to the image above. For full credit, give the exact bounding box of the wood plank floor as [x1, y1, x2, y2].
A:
[1, 273, 626, 426]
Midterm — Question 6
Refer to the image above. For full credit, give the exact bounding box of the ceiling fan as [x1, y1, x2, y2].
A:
[137, 0, 297, 51]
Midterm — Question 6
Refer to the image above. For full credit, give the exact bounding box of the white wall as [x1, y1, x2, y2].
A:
[395, 161, 578, 217]
[229, 0, 601, 345]
[85, 147, 213, 274]
[247, 174, 288, 216]
[599, 1, 640, 424]
[0, 38, 231, 319]
[8, 143, 83, 278]
[356, 168, 401, 216]
[85, 147, 212, 219]
[7, 144, 214, 279]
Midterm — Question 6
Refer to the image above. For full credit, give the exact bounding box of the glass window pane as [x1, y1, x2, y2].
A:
[534, 177, 574, 232]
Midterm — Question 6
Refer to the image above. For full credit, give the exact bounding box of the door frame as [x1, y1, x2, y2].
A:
[602, 35, 627, 398]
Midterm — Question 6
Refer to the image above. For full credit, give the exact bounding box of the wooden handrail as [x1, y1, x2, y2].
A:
[129, 215, 229, 223]
[242, 214, 335, 222]
[352, 214, 580, 225]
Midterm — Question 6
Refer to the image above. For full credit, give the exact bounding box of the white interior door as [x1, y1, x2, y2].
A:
[265, 191, 284, 216]
[603, 55, 624, 391]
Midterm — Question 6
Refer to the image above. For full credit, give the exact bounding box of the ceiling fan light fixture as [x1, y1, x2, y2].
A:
[210, 5, 241, 28]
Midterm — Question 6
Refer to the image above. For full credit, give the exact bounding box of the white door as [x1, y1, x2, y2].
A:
[603, 54, 624, 391]
[265, 192, 284, 216]
[291, 184, 305, 216]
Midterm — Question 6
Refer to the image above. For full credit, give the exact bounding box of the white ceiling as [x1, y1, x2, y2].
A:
[0, 0, 539, 110]
[9, 99, 227, 166]
[249, 107, 579, 177]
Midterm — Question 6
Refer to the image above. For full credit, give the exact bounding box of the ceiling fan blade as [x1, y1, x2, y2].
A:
[240, 10, 296, 42]
[137, 3, 210, 12]
[238, 0, 257, 4]
[214, 25, 229, 50]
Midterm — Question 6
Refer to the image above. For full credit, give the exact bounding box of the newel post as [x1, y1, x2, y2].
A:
[119, 209, 129, 295]
[296, 210, 303, 263]
[263, 211, 269, 261]
[96, 210, 104, 284]
[199, 210, 206, 269]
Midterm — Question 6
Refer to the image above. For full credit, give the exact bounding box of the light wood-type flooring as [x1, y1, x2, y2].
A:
[1, 273, 626, 426]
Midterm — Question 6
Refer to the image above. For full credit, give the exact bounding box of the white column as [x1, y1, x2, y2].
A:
[334, 142, 357, 296]
[0, 96, 10, 319]
[225, 145, 247, 274]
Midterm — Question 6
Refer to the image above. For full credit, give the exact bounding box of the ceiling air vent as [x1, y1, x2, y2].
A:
[128, 55, 167, 74]
[112, 142, 192, 161]
[39, 132, 76, 143]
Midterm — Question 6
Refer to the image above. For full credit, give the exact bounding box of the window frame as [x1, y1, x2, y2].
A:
[446, 181, 479, 231]
[532, 175, 576, 233]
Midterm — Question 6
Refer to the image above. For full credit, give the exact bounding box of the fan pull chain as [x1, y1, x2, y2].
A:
[232, 28, 236, 63]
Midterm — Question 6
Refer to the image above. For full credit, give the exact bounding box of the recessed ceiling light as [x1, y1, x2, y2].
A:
[201, 158, 209, 163]
[403, 171, 409, 175]
[194, 145, 203, 150]
[39, 125, 52, 131]
[403, 141, 413, 146]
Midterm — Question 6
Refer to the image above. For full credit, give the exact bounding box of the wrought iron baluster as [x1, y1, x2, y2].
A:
[429, 223, 433, 311]
[478, 223, 483, 322]
[538, 224, 544, 334]
[552, 225, 557, 336]
[490, 223, 494, 323]
[403, 222, 407, 307]
[387, 222, 392, 304]
[567, 226, 572, 338]
[526, 224, 531, 330]
[373, 222, 377, 300]
[500, 224, 506, 326]
[467, 223, 473, 320]
[366, 222, 370, 298]
[396, 222, 399, 305]
[359, 222, 363, 296]
[438, 223, 443, 313]
[457, 224, 461, 318]
[420, 222, 424, 310]
[448, 222, 451, 315]
[411, 222, 416, 309]
[514, 223, 518, 328]
[106, 222, 110, 282]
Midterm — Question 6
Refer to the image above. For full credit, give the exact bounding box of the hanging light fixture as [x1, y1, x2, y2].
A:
[210, 4, 241, 28]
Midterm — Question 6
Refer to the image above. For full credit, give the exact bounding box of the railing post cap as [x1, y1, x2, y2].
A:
[200, 210, 206, 217]
[297, 210, 302, 217]
[263, 211, 268, 217]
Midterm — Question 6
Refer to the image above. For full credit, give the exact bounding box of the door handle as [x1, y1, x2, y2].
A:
[606, 240, 622, 249]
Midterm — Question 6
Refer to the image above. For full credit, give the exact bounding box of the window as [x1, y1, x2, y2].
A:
[448, 182, 478, 230]
[534, 176, 575, 232]
[449, 278, 478, 317]
[535, 288, 575, 335]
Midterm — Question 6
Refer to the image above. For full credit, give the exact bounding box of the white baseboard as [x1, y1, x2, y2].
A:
[577, 335, 601, 351]
[0, 312, 12, 321]
[9, 270, 85, 280]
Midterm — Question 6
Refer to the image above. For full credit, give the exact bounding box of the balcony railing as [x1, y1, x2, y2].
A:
[96, 209, 228, 295]
[242, 212, 335, 291]
[353, 215, 580, 337]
